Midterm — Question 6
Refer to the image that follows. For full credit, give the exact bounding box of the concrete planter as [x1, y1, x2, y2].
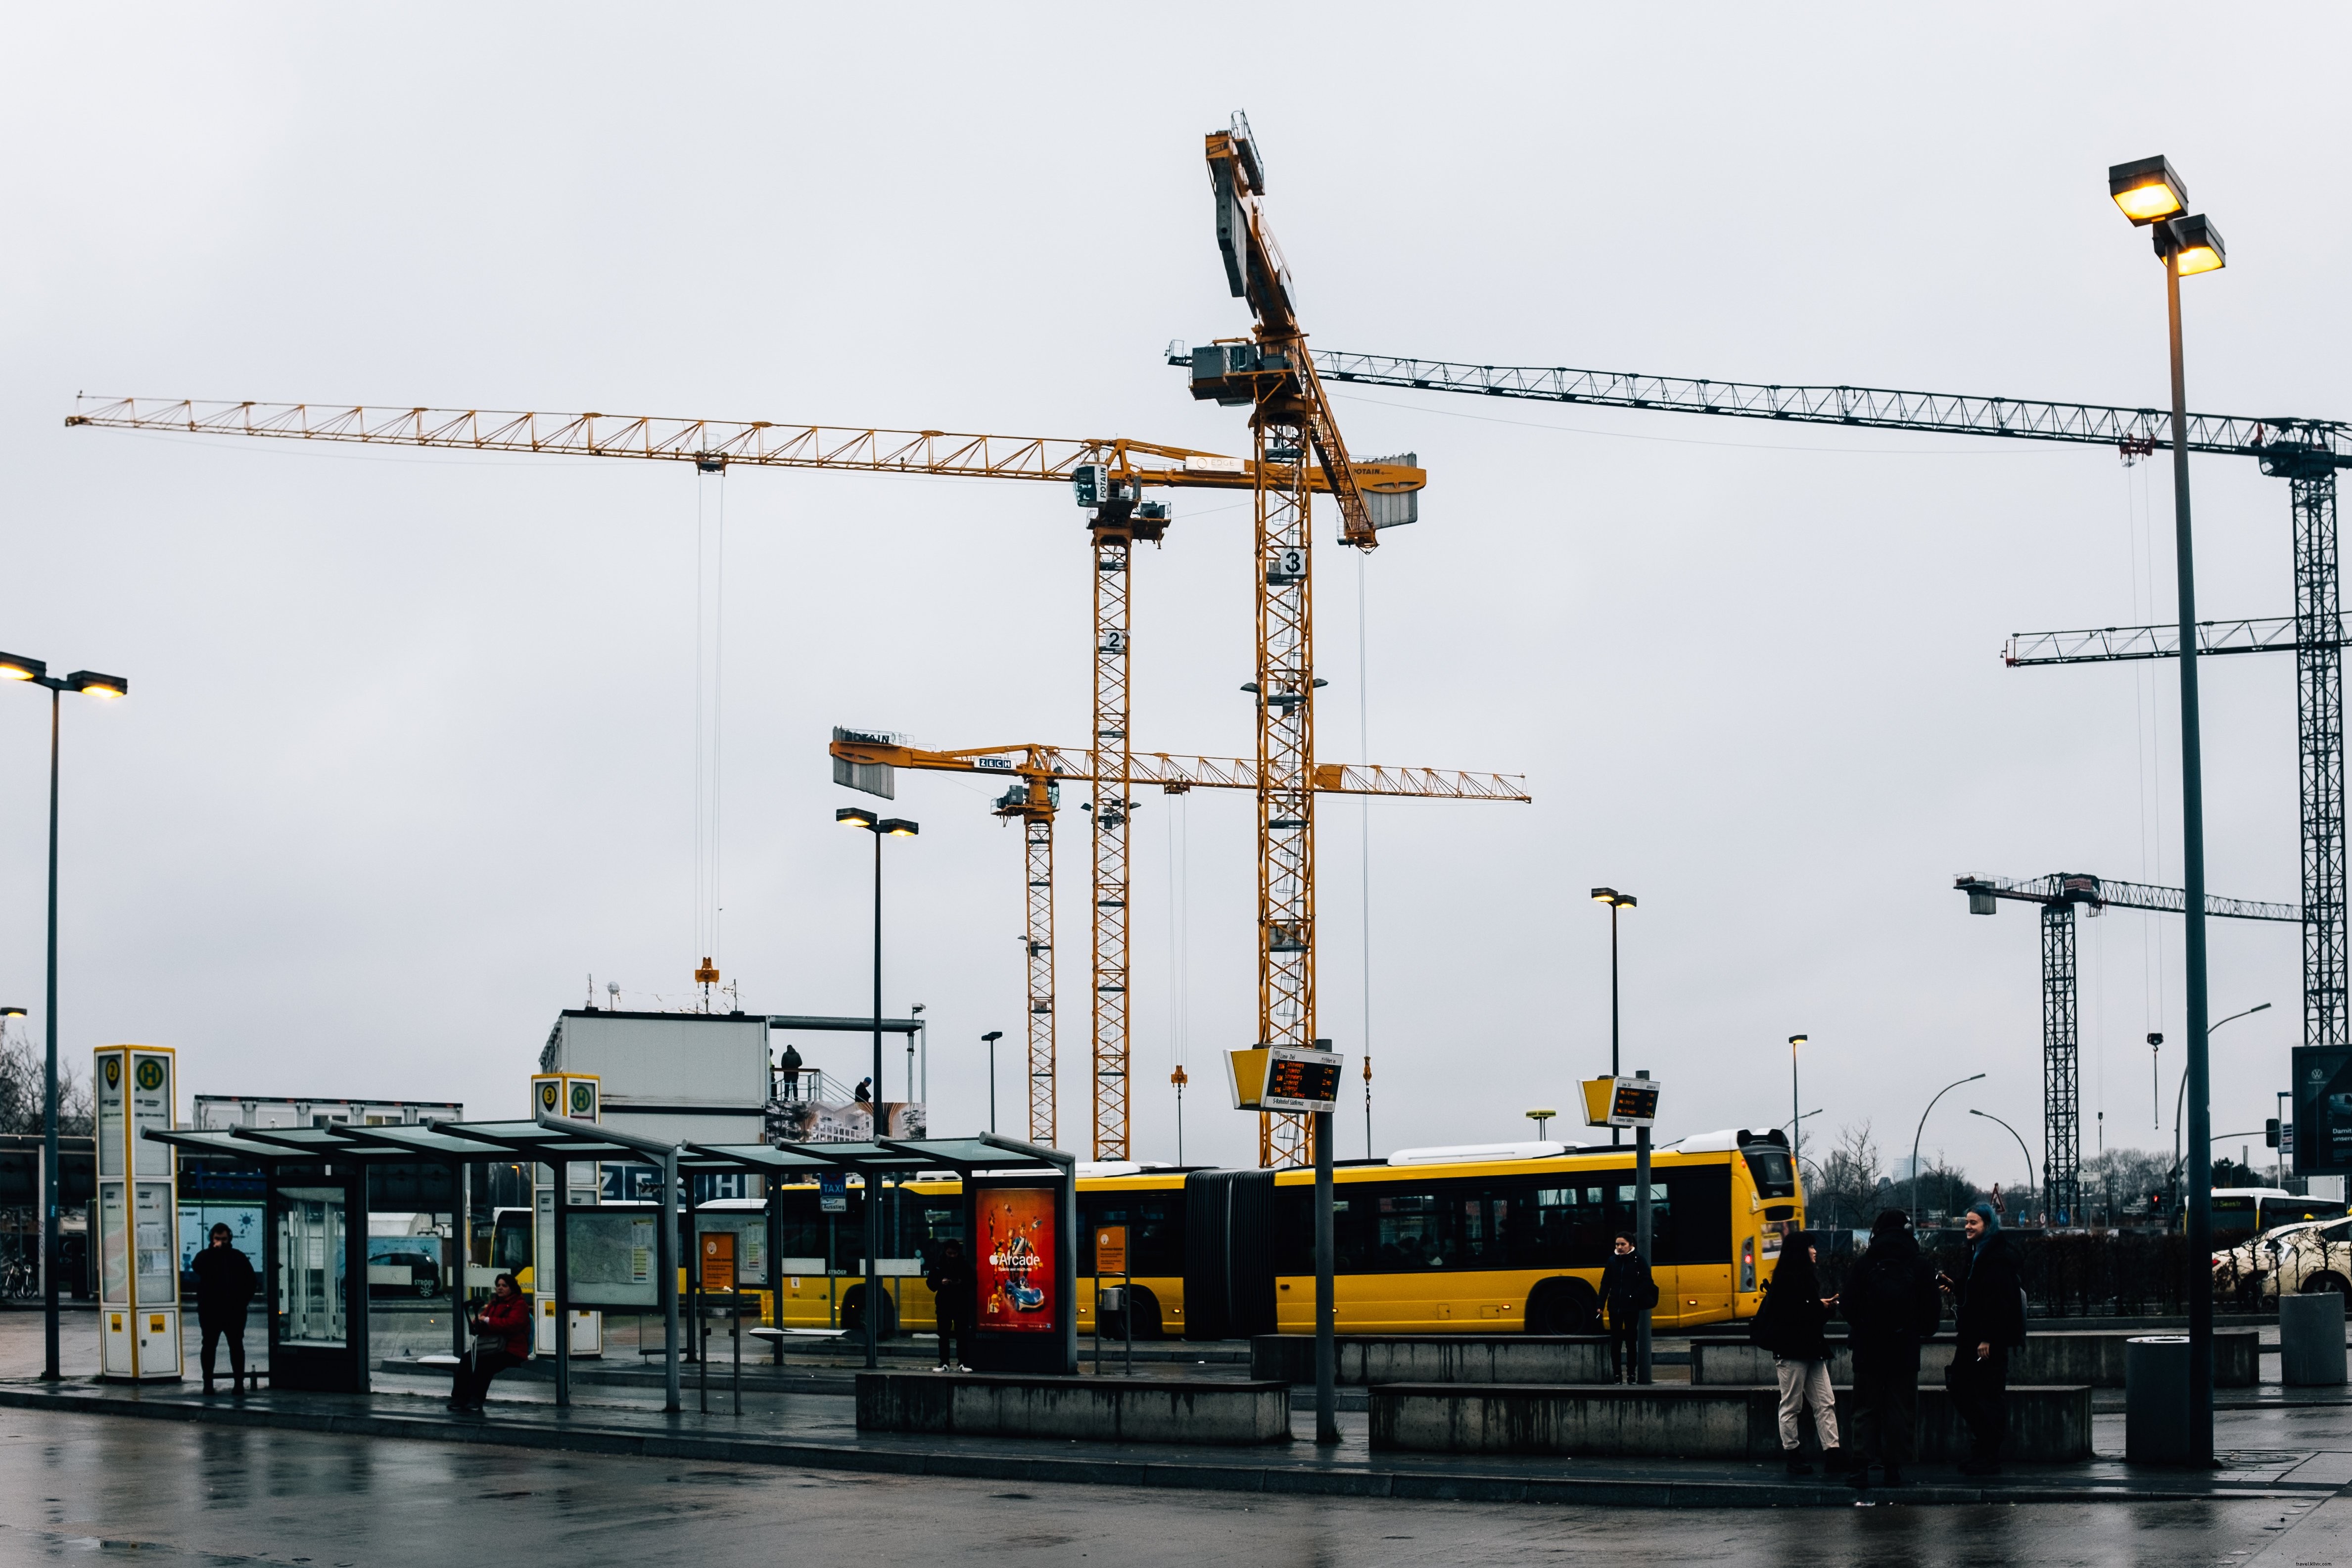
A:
[1688, 1329, 2258, 1389]
[1367, 1382, 2093, 1463]
[855, 1372, 1293, 1445]
[1250, 1334, 1614, 1385]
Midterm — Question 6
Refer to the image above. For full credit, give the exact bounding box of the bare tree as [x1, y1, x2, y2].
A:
[1810, 1121, 1884, 1230]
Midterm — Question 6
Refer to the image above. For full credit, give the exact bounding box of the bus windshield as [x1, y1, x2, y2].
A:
[1740, 1142, 1795, 1200]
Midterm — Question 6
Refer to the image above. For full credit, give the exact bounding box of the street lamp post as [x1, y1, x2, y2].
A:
[981, 1031, 1003, 1133]
[1590, 889, 1636, 1148]
[837, 805, 918, 1372]
[2111, 151, 2227, 1466]
[1969, 1108, 2036, 1219]
[1911, 1072, 1987, 1225]
[2170, 1003, 2270, 1216]
[1, 651, 128, 1383]
[1788, 1035, 1808, 1175]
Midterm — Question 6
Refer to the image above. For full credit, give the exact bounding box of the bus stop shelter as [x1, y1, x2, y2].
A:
[145, 1119, 1073, 1410]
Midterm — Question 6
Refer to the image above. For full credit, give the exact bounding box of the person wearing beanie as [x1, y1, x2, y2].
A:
[1939, 1199, 2027, 1474]
[1840, 1209, 1942, 1489]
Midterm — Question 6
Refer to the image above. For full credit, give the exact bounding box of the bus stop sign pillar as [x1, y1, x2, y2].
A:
[1634, 1072, 1653, 1386]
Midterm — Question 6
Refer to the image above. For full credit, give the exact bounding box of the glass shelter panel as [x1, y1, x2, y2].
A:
[279, 1187, 347, 1346]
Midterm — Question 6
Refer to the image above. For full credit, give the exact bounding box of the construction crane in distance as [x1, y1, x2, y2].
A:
[829, 734, 1530, 1146]
[1278, 349, 2350, 1146]
[1954, 872, 2300, 1222]
[67, 396, 1428, 1160]
[1178, 113, 1415, 1167]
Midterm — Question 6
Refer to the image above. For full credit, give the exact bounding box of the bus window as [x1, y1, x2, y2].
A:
[1377, 1191, 1446, 1268]
[1079, 1197, 1182, 1276]
[1740, 1141, 1796, 1201]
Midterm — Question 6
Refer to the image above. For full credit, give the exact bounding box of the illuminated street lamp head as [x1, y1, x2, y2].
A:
[0, 1006, 24, 1018]
[2164, 213, 2226, 276]
[836, 806, 880, 830]
[1789, 1034, 1808, 1049]
[66, 670, 128, 701]
[1590, 887, 1636, 909]
[880, 817, 919, 838]
[0, 652, 47, 682]
[2109, 154, 2188, 225]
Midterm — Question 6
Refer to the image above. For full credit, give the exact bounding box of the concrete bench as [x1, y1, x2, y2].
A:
[1688, 1328, 2258, 1388]
[1368, 1382, 2092, 1463]
[1250, 1334, 1613, 1385]
[855, 1372, 1292, 1445]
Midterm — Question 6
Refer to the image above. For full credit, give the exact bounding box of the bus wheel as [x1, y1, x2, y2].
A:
[1104, 1287, 1165, 1341]
[842, 1287, 899, 1339]
[1526, 1279, 1598, 1335]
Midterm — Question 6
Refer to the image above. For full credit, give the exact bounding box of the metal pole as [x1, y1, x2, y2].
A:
[1791, 1038, 1800, 1176]
[660, 1148, 680, 1412]
[2165, 242, 2215, 1466]
[554, 1162, 571, 1408]
[41, 687, 60, 1382]
[1608, 904, 1622, 1149]
[867, 829, 883, 1371]
[1314, 1105, 1337, 1443]
[1633, 1072, 1652, 1384]
[1911, 1073, 1986, 1223]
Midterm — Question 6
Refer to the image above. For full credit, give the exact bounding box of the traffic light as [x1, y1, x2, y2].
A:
[2267, 1118, 2283, 1149]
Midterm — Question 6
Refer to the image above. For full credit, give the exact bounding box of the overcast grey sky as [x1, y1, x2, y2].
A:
[5, 6, 2349, 1181]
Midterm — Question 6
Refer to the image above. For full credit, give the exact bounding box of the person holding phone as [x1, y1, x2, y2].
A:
[1940, 1202, 2026, 1475]
[454, 1273, 531, 1413]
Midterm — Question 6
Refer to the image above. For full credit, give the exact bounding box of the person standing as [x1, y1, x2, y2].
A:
[189, 1223, 258, 1395]
[1842, 1209, 1943, 1489]
[925, 1237, 975, 1372]
[1597, 1234, 1655, 1384]
[455, 1273, 532, 1413]
[1749, 1231, 1843, 1475]
[777, 1042, 804, 1100]
[1940, 1201, 2027, 1475]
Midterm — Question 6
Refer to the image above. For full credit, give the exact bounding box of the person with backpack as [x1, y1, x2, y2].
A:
[1841, 1209, 1944, 1488]
[1748, 1231, 1843, 1475]
[1940, 1200, 2027, 1475]
[1597, 1234, 1656, 1383]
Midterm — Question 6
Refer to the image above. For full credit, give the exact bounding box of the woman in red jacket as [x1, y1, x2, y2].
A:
[454, 1273, 531, 1412]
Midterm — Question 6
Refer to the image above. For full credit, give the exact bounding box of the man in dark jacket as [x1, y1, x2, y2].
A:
[925, 1238, 975, 1372]
[1941, 1200, 2028, 1474]
[1841, 1209, 1943, 1488]
[189, 1223, 258, 1394]
[1598, 1234, 1656, 1383]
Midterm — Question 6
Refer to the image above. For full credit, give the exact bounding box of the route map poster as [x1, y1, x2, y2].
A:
[976, 1187, 1056, 1332]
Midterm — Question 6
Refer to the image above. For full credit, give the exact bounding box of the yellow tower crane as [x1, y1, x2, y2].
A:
[827, 735, 1530, 1147]
[66, 397, 1428, 1157]
[1176, 114, 1410, 1165]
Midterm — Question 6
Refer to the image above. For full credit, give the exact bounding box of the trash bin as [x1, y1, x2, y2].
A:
[2124, 1335, 2191, 1465]
[2282, 1291, 2349, 1386]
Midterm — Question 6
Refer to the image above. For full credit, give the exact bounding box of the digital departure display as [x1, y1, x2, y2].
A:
[1612, 1082, 1661, 1123]
[1265, 1055, 1343, 1110]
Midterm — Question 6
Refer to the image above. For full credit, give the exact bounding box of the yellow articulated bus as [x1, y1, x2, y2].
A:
[765, 1167, 1188, 1340]
[1247, 1128, 1803, 1334]
[502, 1132, 1796, 1341]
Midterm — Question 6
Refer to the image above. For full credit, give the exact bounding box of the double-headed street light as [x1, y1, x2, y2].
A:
[837, 805, 917, 1370]
[1591, 888, 1636, 1147]
[2110, 152, 2227, 1464]
[2, 651, 128, 1383]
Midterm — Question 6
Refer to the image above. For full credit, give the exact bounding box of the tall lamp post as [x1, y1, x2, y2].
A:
[1788, 1035, 1808, 1174]
[1969, 1108, 2037, 1219]
[836, 805, 918, 1371]
[2110, 151, 2226, 1465]
[2170, 1002, 2270, 1216]
[1911, 1072, 1987, 1224]
[981, 1031, 1003, 1133]
[1590, 889, 1636, 1147]
[1, 651, 128, 1383]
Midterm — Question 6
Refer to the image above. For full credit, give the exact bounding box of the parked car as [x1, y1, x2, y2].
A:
[2214, 1217, 2352, 1302]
